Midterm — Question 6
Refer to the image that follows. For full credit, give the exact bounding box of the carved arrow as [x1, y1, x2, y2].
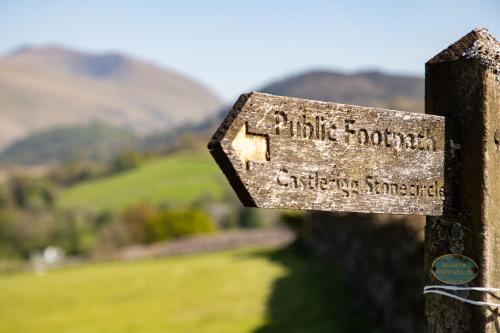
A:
[231, 123, 269, 170]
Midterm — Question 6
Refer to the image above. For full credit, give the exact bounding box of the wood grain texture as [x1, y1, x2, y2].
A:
[208, 92, 444, 215]
[424, 28, 500, 333]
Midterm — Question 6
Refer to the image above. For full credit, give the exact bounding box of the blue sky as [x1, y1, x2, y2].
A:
[1, 0, 499, 101]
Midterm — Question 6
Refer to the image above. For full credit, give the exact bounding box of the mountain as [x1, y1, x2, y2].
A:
[209, 69, 424, 132]
[0, 46, 223, 148]
[260, 70, 424, 113]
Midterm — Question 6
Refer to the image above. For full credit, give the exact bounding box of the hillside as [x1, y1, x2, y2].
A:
[0, 46, 223, 148]
[0, 122, 137, 165]
[0, 120, 216, 166]
[260, 70, 424, 113]
[58, 151, 228, 212]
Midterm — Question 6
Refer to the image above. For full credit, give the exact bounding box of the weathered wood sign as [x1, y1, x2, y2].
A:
[208, 92, 445, 215]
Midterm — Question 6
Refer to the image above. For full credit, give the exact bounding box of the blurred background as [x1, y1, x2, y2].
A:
[0, 1, 498, 332]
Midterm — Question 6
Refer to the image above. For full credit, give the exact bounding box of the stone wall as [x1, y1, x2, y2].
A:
[303, 212, 425, 333]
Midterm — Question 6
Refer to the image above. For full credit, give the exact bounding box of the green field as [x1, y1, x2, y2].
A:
[58, 151, 228, 212]
[0, 247, 370, 333]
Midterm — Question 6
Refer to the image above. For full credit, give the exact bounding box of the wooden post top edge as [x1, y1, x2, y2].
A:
[427, 28, 499, 74]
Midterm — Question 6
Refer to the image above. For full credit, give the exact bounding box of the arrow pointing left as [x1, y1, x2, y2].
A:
[231, 123, 269, 170]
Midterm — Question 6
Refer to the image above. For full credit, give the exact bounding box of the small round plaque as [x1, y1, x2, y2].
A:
[431, 254, 478, 285]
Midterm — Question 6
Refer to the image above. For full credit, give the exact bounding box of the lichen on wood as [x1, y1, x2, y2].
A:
[208, 92, 445, 215]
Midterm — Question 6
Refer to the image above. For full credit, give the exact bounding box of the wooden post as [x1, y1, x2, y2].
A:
[425, 28, 500, 332]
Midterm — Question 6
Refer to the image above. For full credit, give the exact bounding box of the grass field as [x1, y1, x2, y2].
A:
[58, 150, 229, 212]
[0, 247, 371, 333]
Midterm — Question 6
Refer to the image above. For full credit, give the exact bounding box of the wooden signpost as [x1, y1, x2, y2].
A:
[208, 28, 499, 332]
[208, 92, 445, 215]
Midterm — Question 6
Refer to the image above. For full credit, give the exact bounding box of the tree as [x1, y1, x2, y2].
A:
[146, 208, 216, 242]
[111, 150, 144, 173]
[121, 202, 158, 244]
[238, 207, 263, 229]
